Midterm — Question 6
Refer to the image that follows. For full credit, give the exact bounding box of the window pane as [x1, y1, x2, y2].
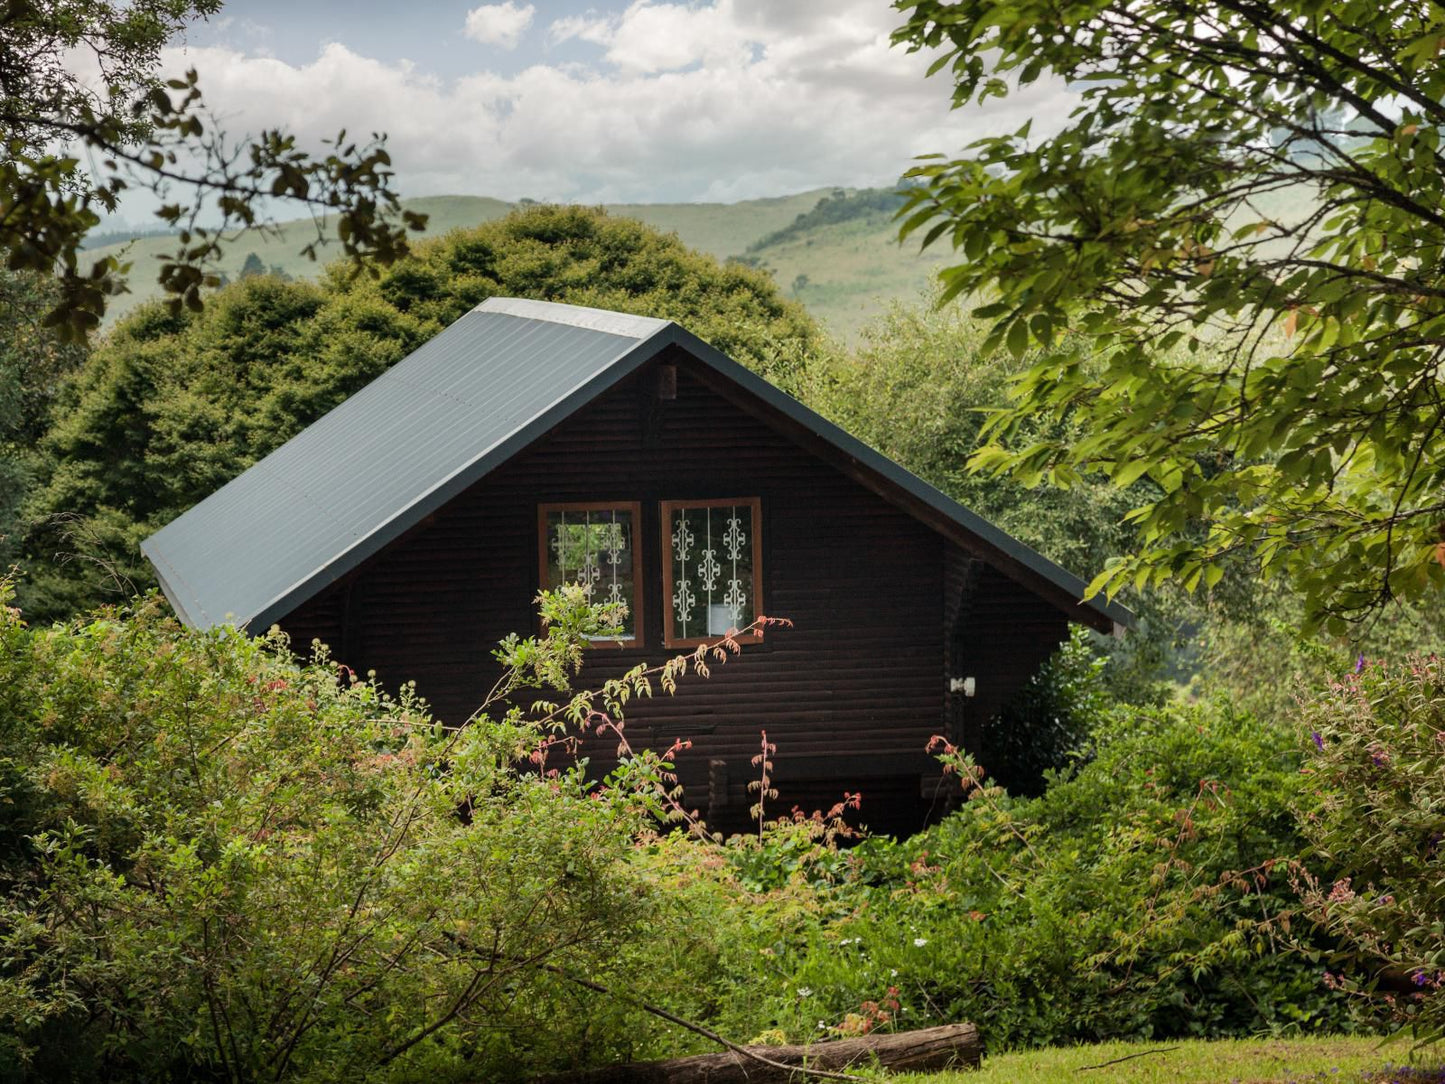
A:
[668, 503, 755, 640]
[544, 507, 636, 640]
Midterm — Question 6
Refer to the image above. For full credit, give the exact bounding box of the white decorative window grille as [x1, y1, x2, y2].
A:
[539, 503, 641, 644]
[662, 498, 761, 647]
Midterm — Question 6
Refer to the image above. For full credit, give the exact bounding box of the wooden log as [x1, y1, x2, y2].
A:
[538, 1022, 981, 1083]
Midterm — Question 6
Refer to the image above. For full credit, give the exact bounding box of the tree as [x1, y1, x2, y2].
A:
[894, 0, 1445, 631]
[1, 0, 425, 338]
[803, 298, 1138, 575]
[15, 206, 825, 620]
[350, 204, 823, 387]
[0, 271, 88, 573]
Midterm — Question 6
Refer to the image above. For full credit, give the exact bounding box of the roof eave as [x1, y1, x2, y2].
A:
[139, 536, 210, 629]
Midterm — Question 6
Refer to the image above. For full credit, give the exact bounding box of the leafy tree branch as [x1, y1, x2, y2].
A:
[895, 0, 1445, 629]
[1, 0, 426, 339]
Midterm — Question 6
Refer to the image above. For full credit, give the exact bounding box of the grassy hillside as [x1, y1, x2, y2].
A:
[604, 189, 828, 259]
[88, 178, 1325, 342]
[744, 206, 954, 342]
[89, 186, 948, 341]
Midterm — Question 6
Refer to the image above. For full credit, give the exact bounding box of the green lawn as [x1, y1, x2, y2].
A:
[901, 1037, 1443, 1084]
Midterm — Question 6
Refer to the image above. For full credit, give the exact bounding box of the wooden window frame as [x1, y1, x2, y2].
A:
[537, 501, 645, 649]
[660, 497, 764, 649]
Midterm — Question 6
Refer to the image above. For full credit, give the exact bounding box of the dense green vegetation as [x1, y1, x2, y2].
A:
[0, 584, 744, 1081]
[11, 572, 1437, 1081]
[709, 699, 1357, 1048]
[1296, 657, 1445, 1043]
[5, 1, 1444, 1069]
[0, 272, 88, 577]
[6, 193, 1442, 1079]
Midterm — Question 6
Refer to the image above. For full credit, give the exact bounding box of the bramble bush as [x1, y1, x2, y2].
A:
[1297, 656, 1445, 1043]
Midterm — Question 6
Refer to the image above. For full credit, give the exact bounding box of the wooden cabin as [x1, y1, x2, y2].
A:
[142, 298, 1129, 835]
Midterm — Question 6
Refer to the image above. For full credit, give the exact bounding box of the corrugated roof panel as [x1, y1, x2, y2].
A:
[142, 302, 664, 629]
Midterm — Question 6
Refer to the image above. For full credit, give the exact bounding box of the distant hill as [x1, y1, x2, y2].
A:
[88, 186, 949, 341]
[738, 188, 951, 341]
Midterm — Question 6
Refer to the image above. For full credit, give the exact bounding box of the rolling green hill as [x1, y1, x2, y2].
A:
[89, 187, 949, 341]
[742, 199, 954, 342]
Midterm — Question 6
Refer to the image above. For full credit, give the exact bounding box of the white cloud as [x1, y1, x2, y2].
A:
[156, 1, 1073, 207]
[547, 13, 614, 48]
[463, 2, 535, 49]
[551, 2, 754, 73]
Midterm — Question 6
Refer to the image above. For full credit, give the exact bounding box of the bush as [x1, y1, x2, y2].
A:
[1297, 655, 1445, 1042]
[717, 700, 1357, 1051]
[0, 583, 729, 1082]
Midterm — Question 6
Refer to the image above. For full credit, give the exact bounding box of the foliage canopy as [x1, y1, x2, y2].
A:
[895, 0, 1445, 630]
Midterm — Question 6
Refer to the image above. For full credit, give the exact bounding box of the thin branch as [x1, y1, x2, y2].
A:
[1080, 1045, 1181, 1071]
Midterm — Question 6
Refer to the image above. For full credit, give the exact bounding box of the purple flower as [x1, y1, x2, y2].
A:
[1312, 731, 1325, 750]
[1355, 654, 1365, 674]
[1413, 971, 1429, 987]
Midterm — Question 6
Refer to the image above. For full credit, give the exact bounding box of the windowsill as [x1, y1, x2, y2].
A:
[583, 636, 642, 650]
[662, 632, 764, 651]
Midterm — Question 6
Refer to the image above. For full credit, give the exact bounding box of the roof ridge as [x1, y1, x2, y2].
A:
[476, 297, 672, 339]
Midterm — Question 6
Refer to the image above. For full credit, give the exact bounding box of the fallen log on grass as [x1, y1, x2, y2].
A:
[540, 1021, 981, 1083]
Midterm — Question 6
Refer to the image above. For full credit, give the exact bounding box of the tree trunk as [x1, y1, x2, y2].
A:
[538, 1022, 981, 1083]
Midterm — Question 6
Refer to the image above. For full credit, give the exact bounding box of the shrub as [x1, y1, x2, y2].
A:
[723, 700, 1356, 1050]
[0, 583, 726, 1082]
[1297, 656, 1445, 1042]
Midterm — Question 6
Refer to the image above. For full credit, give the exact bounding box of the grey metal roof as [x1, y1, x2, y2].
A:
[142, 296, 1131, 633]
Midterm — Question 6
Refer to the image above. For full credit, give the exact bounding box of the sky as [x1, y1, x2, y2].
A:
[133, 0, 1075, 209]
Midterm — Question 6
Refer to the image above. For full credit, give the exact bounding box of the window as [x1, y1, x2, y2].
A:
[538, 503, 643, 646]
[661, 498, 762, 647]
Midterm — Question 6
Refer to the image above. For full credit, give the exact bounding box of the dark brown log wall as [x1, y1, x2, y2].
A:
[280, 350, 1064, 835]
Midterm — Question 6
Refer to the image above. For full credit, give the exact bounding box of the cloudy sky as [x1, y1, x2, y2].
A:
[149, 0, 1072, 207]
